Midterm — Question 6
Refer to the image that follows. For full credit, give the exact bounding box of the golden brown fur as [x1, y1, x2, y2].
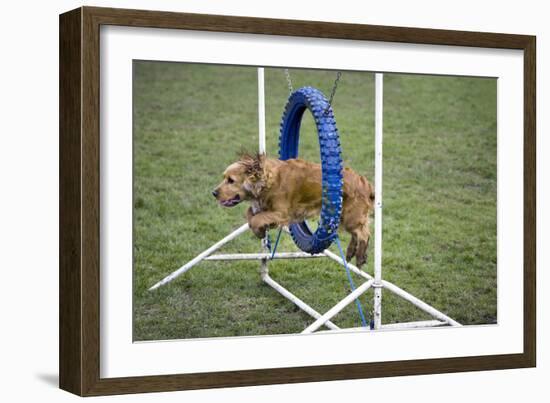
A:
[212, 153, 374, 267]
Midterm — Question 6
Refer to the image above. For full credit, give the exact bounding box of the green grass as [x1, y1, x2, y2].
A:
[133, 62, 497, 341]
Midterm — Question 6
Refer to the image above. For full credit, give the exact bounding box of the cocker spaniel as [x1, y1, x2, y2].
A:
[212, 153, 374, 267]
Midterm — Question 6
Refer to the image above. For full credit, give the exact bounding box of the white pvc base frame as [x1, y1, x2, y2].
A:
[149, 69, 461, 334]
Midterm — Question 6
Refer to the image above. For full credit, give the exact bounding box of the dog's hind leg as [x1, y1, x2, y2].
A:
[346, 234, 358, 262]
[355, 235, 370, 268]
[346, 219, 371, 268]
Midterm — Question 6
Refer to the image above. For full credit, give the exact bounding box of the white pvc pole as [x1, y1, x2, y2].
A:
[302, 279, 375, 334]
[324, 249, 461, 326]
[258, 68, 266, 154]
[382, 281, 461, 326]
[261, 272, 340, 330]
[148, 223, 250, 290]
[316, 320, 447, 334]
[323, 249, 374, 280]
[205, 252, 326, 261]
[257, 67, 272, 270]
[374, 73, 384, 329]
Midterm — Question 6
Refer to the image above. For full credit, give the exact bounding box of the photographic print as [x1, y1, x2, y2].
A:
[59, 7, 535, 395]
[132, 62, 497, 341]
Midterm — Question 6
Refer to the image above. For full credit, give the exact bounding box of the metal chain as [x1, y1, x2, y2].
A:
[283, 69, 342, 115]
[284, 68, 293, 95]
[324, 71, 342, 115]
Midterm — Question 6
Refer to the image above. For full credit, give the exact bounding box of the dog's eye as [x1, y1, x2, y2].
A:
[227, 177, 234, 184]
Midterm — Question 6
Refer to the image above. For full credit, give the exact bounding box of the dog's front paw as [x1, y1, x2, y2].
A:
[250, 224, 267, 239]
[249, 216, 268, 238]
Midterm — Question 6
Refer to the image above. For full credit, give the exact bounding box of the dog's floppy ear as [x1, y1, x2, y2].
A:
[239, 152, 266, 197]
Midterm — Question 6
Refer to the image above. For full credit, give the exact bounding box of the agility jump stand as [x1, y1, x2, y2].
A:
[149, 68, 461, 333]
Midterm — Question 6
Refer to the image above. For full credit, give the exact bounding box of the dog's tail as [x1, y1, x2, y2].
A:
[368, 181, 375, 202]
[361, 175, 375, 204]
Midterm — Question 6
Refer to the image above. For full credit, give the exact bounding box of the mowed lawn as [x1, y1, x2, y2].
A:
[133, 61, 497, 341]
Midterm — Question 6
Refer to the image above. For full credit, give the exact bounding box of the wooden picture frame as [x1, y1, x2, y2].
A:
[59, 6, 536, 396]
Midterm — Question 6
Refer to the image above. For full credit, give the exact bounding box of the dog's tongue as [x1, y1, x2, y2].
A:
[221, 195, 240, 207]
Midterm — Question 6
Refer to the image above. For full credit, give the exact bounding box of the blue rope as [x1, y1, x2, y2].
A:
[270, 228, 284, 259]
[335, 237, 368, 327]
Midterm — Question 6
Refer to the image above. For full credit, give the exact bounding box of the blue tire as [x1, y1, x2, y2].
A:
[279, 86, 343, 254]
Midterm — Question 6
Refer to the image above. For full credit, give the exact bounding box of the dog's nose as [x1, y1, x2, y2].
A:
[212, 189, 219, 198]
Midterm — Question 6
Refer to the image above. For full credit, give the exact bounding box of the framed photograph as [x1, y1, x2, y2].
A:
[59, 6, 536, 396]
